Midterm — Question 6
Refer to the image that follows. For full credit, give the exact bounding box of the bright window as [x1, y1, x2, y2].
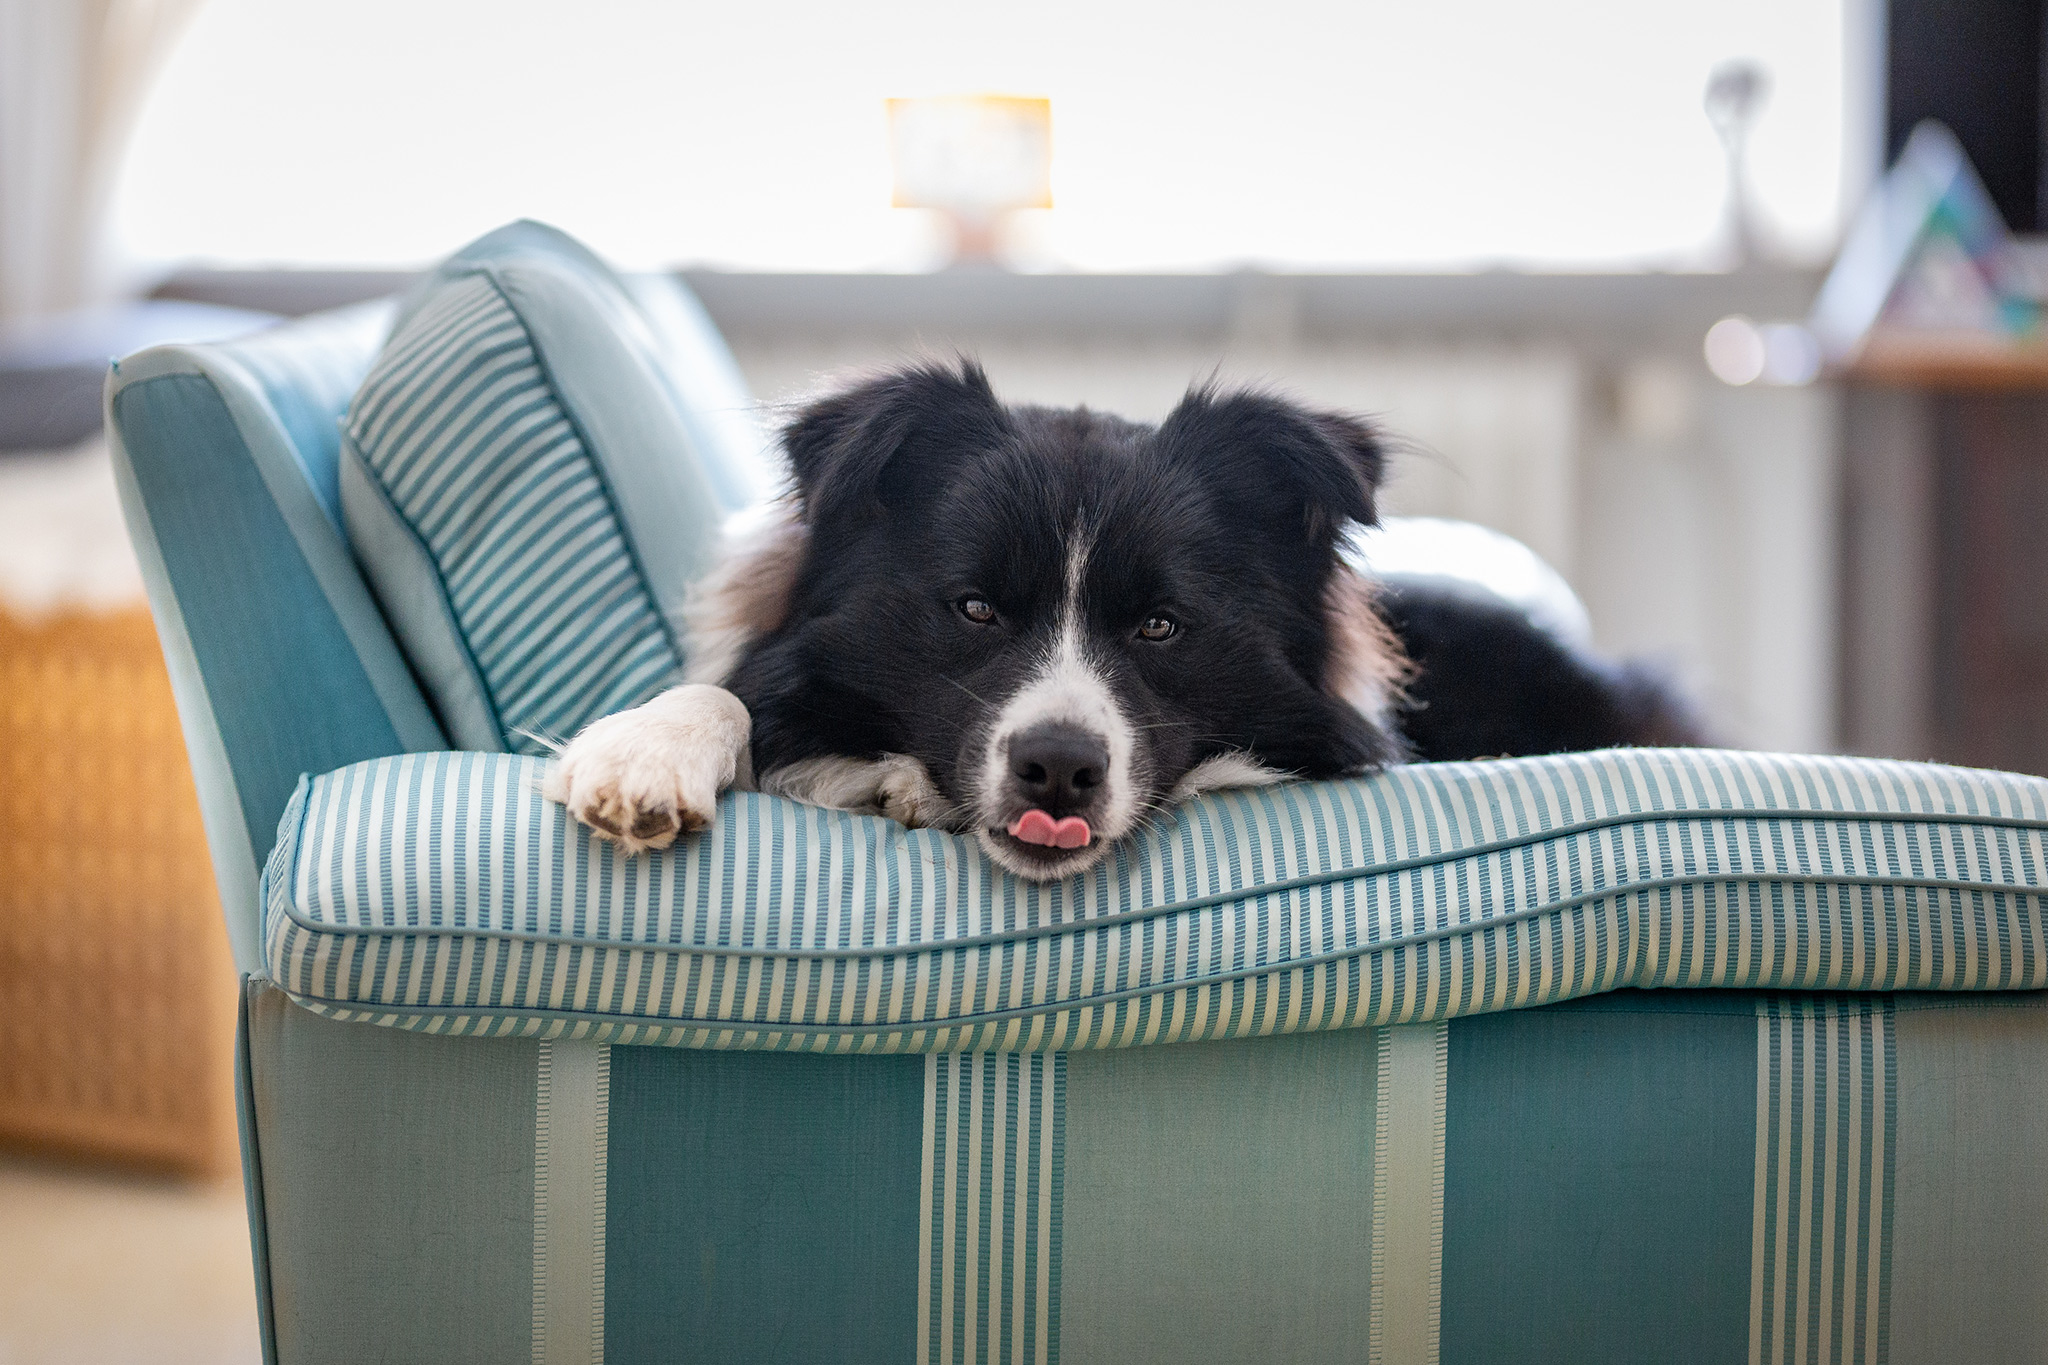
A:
[112, 0, 1847, 273]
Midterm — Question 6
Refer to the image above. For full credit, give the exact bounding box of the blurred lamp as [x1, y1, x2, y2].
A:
[888, 95, 1052, 263]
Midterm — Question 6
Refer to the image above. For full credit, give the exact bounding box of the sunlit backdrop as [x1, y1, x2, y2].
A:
[111, 0, 1849, 275]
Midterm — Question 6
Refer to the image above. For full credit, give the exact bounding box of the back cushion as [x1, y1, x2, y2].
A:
[341, 224, 737, 753]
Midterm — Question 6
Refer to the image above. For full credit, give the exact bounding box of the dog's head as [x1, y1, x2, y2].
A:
[734, 361, 1408, 878]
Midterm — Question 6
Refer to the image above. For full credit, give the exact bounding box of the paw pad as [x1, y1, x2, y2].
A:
[629, 808, 678, 841]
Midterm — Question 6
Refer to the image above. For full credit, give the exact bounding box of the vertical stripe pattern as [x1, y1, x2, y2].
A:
[263, 748, 2048, 1050]
[343, 273, 682, 754]
[1372, 1023, 1447, 1365]
[1749, 998, 1893, 1365]
[920, 1053, 1064, 1365]
[534, 1040, 610, 1365]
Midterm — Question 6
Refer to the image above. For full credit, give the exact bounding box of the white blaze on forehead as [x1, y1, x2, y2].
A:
[1063, 530, 1088, 606]
[978, 521, 1140, 842]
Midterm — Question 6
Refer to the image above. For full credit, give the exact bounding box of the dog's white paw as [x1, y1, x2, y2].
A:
[867, 754, 952, 826]
[542, 684, 751, 854]
[759, 753, 953, 827]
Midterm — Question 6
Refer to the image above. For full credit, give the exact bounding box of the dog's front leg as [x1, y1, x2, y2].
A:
[543, 684, 752, 853]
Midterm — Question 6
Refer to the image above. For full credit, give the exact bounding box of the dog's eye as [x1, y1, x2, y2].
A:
[1138, 615, 1177, 642]
[959, 597, 997, 624]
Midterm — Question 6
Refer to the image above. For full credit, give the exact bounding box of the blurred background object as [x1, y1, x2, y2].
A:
[0, 0, 205, 321]
[1808, 121, 2043, 380]
[1814, 0, 2048, 781]
[1705, 58, 1773, 267]
[0, 608, 235, 1178]
[2, 12, 256, 1358]
[0, 300, 274, 450]
[0, 436, 238, 1178]
[0, 438, 249, 1358]
[888, 94, 1052, 266]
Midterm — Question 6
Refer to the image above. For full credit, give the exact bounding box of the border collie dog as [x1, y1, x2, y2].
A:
[546, 361, 1700, 879]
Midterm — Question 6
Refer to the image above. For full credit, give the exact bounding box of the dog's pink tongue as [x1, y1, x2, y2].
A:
[1008, 809, 1093, 850]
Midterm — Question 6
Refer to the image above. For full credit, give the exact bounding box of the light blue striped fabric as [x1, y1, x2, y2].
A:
[238, 972, 2048, 1365]
[109, 302, 445, 977]
[1750, 997, 1894, 1365]
[262, 747, 2048, 1051]
[343, 273, 684, 754]
[922, 1053, 1063, 1365]
[392, 220, 772, 513]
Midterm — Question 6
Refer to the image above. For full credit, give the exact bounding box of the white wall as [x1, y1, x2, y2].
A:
[1577, 367, 1840, 752]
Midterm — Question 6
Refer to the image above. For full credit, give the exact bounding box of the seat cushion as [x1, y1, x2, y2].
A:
[341, 223, 738, 754]
[262, 745, 2048, 1049]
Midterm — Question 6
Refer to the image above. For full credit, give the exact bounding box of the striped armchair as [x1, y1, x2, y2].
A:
[110, 297, 2048, 1365]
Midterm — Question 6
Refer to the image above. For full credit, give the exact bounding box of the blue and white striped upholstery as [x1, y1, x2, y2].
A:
[344, 274, 686, 755]
[388, 218, 773, 514]
[107, 301, 447, 976]
[243, 934, 2048, 1364]
[264, 746, 2048, 1050]
[339, 225, 734, 755]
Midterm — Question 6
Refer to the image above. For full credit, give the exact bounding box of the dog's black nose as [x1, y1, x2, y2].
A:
[1008, 723, 1109, 816]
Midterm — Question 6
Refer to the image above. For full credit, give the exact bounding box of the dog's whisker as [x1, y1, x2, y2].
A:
[939, 675, 994, 707]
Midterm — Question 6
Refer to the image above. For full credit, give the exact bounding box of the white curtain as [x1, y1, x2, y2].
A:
[0, 0, 202, 321]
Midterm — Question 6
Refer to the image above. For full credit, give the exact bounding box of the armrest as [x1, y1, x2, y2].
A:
[262, 749, 2048, 1051]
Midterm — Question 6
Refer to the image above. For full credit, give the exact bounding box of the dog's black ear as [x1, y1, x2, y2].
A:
[781, 360, 1011, 523]
[1155, 388, 1386, 542]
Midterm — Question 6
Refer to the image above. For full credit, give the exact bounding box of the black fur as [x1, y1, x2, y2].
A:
[726, 361, 1405, 841]
[728, 360, 1703, 862]
[1378, 577, 1708, 761]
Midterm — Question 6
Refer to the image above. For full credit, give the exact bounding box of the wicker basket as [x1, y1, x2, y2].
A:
[0, 605, 237, 1176]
